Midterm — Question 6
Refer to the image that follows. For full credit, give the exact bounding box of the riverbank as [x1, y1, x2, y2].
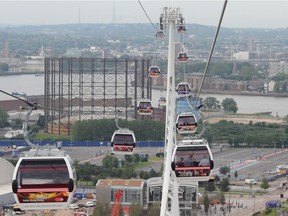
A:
[1, 72, 288, 97]
[0, 71, 43, 76]
[152, 85, 288, 97]
[204, 113, 285, 125]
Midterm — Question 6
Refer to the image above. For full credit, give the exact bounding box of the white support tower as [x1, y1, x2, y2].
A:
[160, 7, 183, 216]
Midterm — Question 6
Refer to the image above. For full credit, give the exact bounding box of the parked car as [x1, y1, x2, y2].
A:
[244, 179, 257, 185]
[13, 205, 25, 215]
[77, 203, 87, 208]
[69, 204, 79, 210]
[267, 170, 276, 174]
[86, 201, 96, 207]
[210, 199, 220, 205]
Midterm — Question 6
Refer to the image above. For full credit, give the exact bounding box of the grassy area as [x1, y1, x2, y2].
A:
[149, 156, 164, 162]
[134, 161, 153, 169]
[32, 131, 71, 141]
[77, 180, 94, 186]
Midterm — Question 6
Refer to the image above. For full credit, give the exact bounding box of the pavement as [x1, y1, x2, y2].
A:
[17, 199, 95, 216]
[198, 178, 288, 216]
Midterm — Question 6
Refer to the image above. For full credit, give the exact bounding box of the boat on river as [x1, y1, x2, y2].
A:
[11, 91, 27, 97]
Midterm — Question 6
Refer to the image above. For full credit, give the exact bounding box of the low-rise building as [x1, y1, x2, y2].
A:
[96, 179, 145, 211]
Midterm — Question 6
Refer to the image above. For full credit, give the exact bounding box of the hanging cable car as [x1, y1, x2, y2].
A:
[111, 129, 136, 155]
[178, 17, 186, 33]
[137, 99, 153, 115]
[176, 112, 197, 134]
[171, 139, 214, 182]
[178, 25, 186, 33]
[155, 16, 165, 39]
[0, 91, 77, 211]
[176, 82, 191, 95]
[148, 66, 161, 78]
[177, 52, 189, 63]
[158, 96, 166, 108]
[155, 29, 165, 39]
[12, 149, 76, 210]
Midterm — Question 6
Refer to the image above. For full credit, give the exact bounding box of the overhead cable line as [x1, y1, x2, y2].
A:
[195, 0, 228, 106]
[138, 0, 158, 31]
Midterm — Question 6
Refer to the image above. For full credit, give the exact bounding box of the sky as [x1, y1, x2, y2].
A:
[0, 1, 287, 28]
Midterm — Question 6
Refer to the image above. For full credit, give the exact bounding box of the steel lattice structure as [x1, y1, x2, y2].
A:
[44, 58, 152, 135]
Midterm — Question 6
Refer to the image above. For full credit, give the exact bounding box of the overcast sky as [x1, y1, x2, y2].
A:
[0, 1, 287, 28]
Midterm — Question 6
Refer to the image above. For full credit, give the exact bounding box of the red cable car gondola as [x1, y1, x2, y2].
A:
[137, 99, 153, 115]
[111, 129, 136, 155]
[158, 96, 166, 108]
[178, 25, 186, 33]
[155, 29, 165, 39]
[148, 66, 161, 78]
[177, 52, 189, 63]
[12, 150, 76, 210]
[176, 112, 197, 134]
[171, 139, 214, 182]
[176, 82, 191, 95]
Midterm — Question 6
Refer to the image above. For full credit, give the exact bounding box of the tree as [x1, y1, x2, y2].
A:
[234, 170, 238, 180]
[260, 177, 269, 192]
[93, 201, 111, 216]
[203, 97, 221, 110]
[102, 155, 119, 169]
[129, 203, 143, 216]
[0, 63, 8, 72]
[203, 193, 210, 215]
[0, 108, 9, 128]
[219, 191, 226, 205]
[206, 181, 216, 192]
[221, 98, 238, 113]
[147, 204, 160, 216]
[219, 177, 230, 192]
[219, 165, 230, 176]
[214, 175, 220, 182]
[11, 118, 23, 129]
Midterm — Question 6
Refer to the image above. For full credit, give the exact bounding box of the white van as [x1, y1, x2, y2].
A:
[245, 179, 257, 185]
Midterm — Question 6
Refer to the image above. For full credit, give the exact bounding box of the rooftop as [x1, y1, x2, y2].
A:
[96, 179, 144, 188]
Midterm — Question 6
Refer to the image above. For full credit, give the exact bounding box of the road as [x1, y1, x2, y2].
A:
[3, 145, 288, 216]
[4, 145, 286, 181]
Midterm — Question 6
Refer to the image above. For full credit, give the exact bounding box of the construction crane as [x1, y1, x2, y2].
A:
[111, 189, 123, 216]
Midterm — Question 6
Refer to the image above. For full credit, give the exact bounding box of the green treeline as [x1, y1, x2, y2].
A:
[72, 119, 165, 141]
[72, 118, 288, 148]
[204, 120, 288, 147]
[75, 154, 161, 185]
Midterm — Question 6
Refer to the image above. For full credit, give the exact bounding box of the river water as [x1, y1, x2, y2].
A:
[1, 74, 288, 117]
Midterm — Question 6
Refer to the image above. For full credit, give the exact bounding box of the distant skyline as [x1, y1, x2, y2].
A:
[0, 1, 287, 28]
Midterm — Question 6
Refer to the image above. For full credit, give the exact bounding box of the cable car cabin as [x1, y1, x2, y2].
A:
[176, 82, 191, 95]
[12, 154, 76, 210]
[148, 66, 160, 78]
[137, 100, 153, 115]
[177, 52, 189, 63]
[111, 129, 136, 155]
[171, 141, 214, 182]
[178, 25, 186, 33]
[176, 113, 197, 134]
[155, 30, 165, 39]
[158, 96, 166, 107]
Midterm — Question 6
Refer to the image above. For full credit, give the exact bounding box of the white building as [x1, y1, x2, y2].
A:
[0, 158, 15, 209]
[8, 110, 43, 125]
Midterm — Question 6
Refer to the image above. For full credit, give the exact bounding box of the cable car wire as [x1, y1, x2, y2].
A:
[195, 0, 228, 106]
[138, 0, 158, 31]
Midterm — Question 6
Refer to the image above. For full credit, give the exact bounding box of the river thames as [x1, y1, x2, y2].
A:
[1, 74, 288, 117]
